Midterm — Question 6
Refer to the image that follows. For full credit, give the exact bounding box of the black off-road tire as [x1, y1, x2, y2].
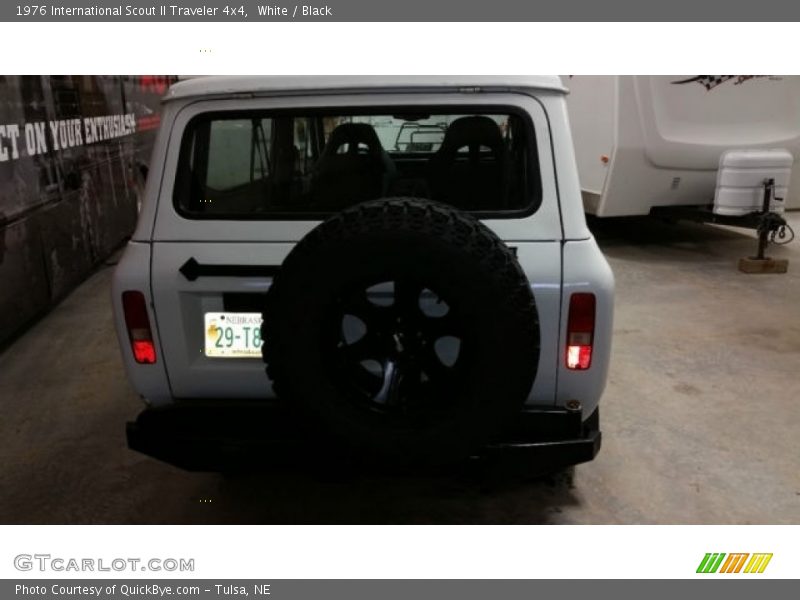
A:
[262, 198, 540, 464]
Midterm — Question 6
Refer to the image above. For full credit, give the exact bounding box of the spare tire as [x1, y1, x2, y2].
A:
[262, 198, 539, 463]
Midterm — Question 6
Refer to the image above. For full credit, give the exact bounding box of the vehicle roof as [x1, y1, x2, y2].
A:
[164, 76, 567, 102]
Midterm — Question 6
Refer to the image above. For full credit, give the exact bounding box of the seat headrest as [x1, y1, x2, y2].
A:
[439, 116, 504, 155]
[324, 123, 384, 155]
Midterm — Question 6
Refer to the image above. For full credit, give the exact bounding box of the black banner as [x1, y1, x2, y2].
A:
[3, 580, 799, 600]
[4, 0, 800, 22]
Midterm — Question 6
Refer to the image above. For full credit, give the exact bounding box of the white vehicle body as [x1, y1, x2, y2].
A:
[111, 76, 613, 427]
[564, 75, 800, 216]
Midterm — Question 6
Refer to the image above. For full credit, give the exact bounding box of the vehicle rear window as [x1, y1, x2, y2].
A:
[173, 108, 541, 219]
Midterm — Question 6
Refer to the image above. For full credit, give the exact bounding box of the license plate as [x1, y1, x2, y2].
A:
[204, 312, 263, 358]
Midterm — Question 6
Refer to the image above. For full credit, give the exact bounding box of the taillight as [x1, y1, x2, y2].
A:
[566, 292, 595, 370]
[122, 291, 156, 364]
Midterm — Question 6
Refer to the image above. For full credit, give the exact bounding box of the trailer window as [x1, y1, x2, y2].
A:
[174, 108, 541, 219]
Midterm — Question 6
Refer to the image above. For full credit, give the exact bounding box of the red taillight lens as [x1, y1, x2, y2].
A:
[132, 340, 157, 364]
[122, 291, 156, 364]
[566, 292, 595, 370]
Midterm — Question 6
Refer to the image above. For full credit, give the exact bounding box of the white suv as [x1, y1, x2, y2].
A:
[112, 76, 614, 470]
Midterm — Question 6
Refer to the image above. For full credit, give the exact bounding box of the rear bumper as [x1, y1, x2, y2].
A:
[127, 401, 601, 474]
[481, 405, 601, 476]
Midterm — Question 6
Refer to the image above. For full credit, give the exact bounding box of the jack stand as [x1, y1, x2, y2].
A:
[738, 178, 789, 274]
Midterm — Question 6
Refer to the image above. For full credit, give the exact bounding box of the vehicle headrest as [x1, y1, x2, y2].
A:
[324, 123, 384, 155]
[439, 116, 504, 156]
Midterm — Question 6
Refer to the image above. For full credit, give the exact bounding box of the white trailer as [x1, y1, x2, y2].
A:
[563, 75, 800, 216]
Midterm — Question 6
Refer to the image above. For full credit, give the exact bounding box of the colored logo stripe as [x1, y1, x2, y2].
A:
[719, 553, 749, 573]
[697, 553, 726, 573]
[697, 553, 772, 574]
[744, 553, 773, 573]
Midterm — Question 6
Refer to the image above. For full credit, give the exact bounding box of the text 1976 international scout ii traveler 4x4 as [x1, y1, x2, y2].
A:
[112, 76, 614, 472]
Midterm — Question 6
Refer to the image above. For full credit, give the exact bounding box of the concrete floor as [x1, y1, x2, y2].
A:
[1, 214, 799, 524]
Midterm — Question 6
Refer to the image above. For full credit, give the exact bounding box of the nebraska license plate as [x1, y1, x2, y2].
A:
[204, 312, 263, 358]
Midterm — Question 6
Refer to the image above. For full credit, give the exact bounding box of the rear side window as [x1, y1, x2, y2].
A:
[174, 107, 541, 219]
[205, 119, 271, 190]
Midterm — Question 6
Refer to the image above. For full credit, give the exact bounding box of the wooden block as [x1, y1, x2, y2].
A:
[738, 257, 789, 274]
